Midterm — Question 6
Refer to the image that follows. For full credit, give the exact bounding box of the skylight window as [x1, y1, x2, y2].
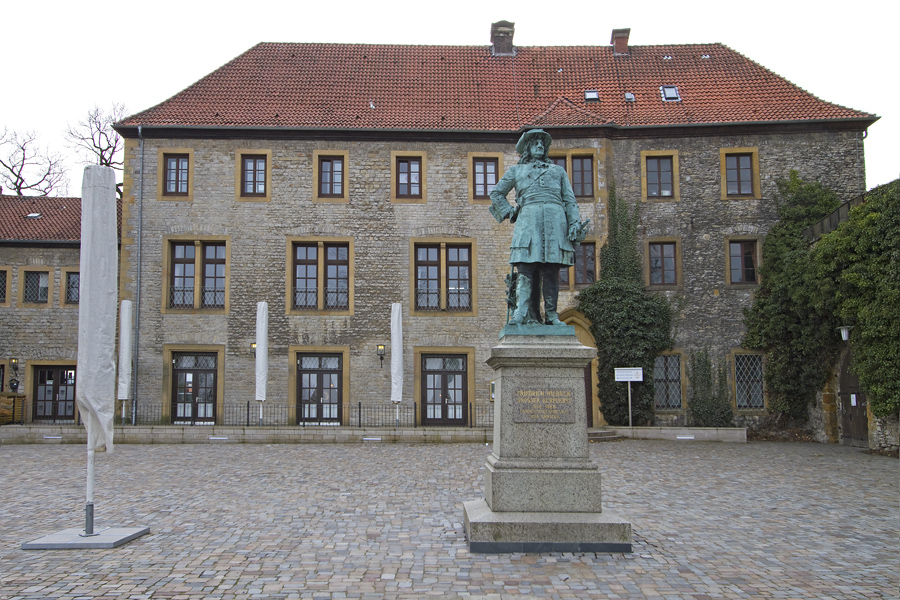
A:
[584, 90, 599, 102]
[25, 212, 41, 219]
[660, 86, 681, 102]
[624, 92, 636, 102]
[663, 55, 673, 60]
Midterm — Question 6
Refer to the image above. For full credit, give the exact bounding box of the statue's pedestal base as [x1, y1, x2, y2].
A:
[463, 499, 631, 553]
[463, 332, 631, 553]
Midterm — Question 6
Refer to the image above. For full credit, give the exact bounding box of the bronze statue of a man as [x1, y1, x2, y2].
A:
[489, 129, 588, 326]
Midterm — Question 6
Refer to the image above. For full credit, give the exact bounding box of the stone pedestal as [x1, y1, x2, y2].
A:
[463, 329, 631, 553]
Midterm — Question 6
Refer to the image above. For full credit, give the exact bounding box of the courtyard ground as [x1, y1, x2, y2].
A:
[1, 439, 896, 599]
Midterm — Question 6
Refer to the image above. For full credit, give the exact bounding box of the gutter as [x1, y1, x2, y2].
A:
[131, 126, 144, 425]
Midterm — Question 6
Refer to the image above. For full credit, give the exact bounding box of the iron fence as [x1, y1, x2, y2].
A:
[112, 400, 493, 428]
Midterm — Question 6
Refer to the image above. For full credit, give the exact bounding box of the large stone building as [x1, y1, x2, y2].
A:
[111, 23, 876, 429]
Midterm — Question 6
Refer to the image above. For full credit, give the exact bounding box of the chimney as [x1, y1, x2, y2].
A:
[611, 28, 631, 56]
[491, 20, 516, 56]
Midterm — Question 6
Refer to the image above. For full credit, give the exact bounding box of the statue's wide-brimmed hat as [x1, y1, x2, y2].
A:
[516, 129, 552, 155]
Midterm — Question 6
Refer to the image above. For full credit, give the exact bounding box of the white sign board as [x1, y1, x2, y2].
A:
[615, 367, 643, 382]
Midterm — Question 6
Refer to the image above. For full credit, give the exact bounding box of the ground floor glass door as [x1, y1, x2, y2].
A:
[173, 353, 217, 425]
[297, 354, 342, 424]
[33, 366, 76, 422]
[422, 355, 467, 426]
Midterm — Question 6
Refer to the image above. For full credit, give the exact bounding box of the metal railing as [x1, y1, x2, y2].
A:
[113, 401, 493, 428]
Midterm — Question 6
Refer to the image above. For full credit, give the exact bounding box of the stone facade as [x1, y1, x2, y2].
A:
[118, 127, 866, 428]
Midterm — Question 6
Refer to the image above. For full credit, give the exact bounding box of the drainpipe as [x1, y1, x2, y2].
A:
[131, 126, 144, 425]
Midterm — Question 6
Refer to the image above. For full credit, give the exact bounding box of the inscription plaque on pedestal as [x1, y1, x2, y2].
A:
[512, 389, 575, 423]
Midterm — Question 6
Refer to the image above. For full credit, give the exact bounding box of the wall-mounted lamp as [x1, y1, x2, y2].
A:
[838, 326, 852, 342]
[9, 357, 19, 373]
[376, 344, 386, 368]
[251, 342, 257, 356]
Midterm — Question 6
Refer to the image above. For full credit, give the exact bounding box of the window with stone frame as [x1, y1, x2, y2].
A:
[24, 271, 50, 304]
[414, 243, 472, 312]
[646, 156, 674, 198]
[571, 156, 594, 199]
[729, 240, 758, 284]
[0, 269, 7, 303]
[241, 155, 267, 196]
[291, 241, 350, 311]
[725, 153, 754, 196]
[163, 154, 190, 196]
[654, 354, 682, 410]
[318, 156, 344, 198]
[734, 353, 764, 410]
[395, 156, 422, 199]
[167, 240, 229, 310]
[649, 242, 677, 285]
[472, 157, 499, 199]
[560, 242, 596, 289]
[64, 272, 80, 304]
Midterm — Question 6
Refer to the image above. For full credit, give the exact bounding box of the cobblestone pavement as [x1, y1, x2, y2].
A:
[1, 440, 896, 599]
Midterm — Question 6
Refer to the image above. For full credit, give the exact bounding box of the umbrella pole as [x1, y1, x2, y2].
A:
[83, 449, 96, 536]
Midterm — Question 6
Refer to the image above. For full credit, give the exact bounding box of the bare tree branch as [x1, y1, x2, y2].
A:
[66, 103, 126, 197]
[0, 127, 69, 196]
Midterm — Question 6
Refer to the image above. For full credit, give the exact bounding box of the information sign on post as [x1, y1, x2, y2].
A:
[614, 368, 643, 428]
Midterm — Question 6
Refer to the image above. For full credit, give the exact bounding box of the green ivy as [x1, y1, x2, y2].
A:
[577, 182, 673, 426]
[812, 179, 900, 418]
[744, 172, 842, 420]
[686, 349, 734, 427]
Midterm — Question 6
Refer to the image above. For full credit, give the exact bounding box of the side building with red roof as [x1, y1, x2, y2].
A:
[0, 195, 85, 423]
[111, 23, 877, 433]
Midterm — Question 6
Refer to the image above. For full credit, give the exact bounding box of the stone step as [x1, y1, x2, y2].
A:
[587, 429, 624, 442]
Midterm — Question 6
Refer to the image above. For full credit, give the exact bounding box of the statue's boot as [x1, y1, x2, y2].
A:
[542, 268, 565, 326]
[509, 272, 532, 325]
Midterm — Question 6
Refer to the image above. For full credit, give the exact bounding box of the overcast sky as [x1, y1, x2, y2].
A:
[5, 0, 897, 196]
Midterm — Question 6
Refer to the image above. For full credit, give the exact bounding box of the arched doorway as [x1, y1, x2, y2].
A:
[560, 309, 604, 427]
[838, 348, 868, 447]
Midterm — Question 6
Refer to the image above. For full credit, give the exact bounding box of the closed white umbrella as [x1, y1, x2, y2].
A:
[255, 302, 268, 425]
[76, 166, 117, 533]
[117, 300, 133, 422]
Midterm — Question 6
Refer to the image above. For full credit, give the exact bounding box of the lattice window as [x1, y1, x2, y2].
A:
[654, 355, 682, 410]
[65, 272, 80, 304]
[24, 271, 49, 303]
[0, 269, 6, 303]
[735, 354, 764, 409]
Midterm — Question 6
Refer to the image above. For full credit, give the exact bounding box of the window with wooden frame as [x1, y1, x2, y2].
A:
[468, 153, 502, 202]
[396, 157, 421, 198]
[641, 150, 680, 201]
[286, 238, 354, 314]
[720, 147, 761, 199]
[410, 239, 476, 316]
[649, 242, 677, 285]
[20, 268, 52, 306]
[235, 149, 272, 201]
[391, 151, 427, 202]
[733, 351, 765, 410]
[313, 150, 349, 201]
[548, 149, 600, 202]
[571, 155, 594, 199]
[164, 154, 189, 195]
[559, 242, 596, 290]
[157, 148, 194, 201]
[162, 237, 230, 312]
[727, 239, 759, 286]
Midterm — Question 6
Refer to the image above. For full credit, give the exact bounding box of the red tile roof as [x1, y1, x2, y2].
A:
[0, 195, 122, 242]
[117, 42, 876, 133]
